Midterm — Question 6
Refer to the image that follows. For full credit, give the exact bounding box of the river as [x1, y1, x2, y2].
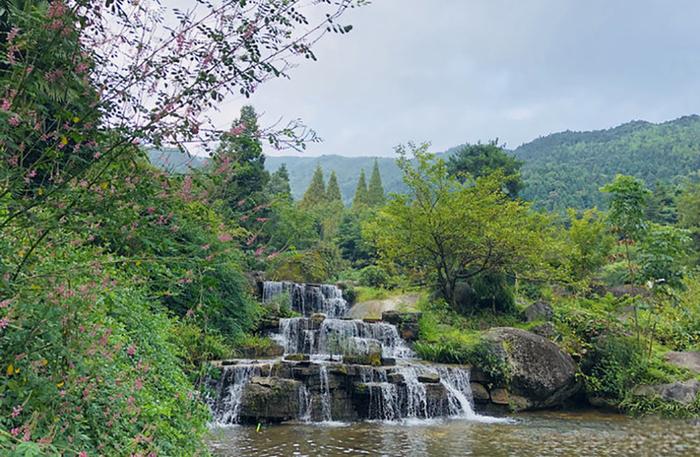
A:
[208, 410, 700, 457]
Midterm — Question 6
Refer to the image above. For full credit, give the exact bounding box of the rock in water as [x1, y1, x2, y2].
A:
[483, 327, 580, 410]
[238, 377, 302, 423]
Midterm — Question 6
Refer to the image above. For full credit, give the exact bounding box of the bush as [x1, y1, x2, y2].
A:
[358, 265, 391, 288]
[581, 336, 648, 401]
[453, 272, 516, 314]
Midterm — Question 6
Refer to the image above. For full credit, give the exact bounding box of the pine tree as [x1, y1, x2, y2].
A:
[214, 105, 269, 209]
[266, 164, 292, 201]
[326, 171, 342, 202]
[301, 164, 326, 208]
[367, 159, 385, 206]
[352, 169, 369, 209]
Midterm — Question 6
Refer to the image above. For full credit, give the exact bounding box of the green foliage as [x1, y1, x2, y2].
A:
[601, 174, 651, 243]
[358, 265, 391, 288]
[367, 142, 561, 307]
[638, 224, 690, 290]
[352, 169, 369, 209]
[677, 182, 700, 264]
[645, 182, 679, 224]
[0, 245, 210, 456]
[447, 140, 523, 198]
[367, 159, 386, 206]
[581, 336, 650, 401]
[266, 163, 293, 202]
[453, 272, 516, 314]
[213, 105, 270, 213]
[567, 208, 615, 282]
[516, 116, 700, 211]
[326, 171, 343, 202]
[415, 304, 511, 385]
[335, 210, 376, 267]
[267, 242, 346, 283]
[300, 165, 327, 208]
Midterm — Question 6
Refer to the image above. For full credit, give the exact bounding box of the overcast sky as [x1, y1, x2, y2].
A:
[214, 0, 700, 157]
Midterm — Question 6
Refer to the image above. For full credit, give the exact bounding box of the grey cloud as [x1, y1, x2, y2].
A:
[214, 0, 700, 156]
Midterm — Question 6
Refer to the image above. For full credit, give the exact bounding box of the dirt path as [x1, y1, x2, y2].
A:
[347, 293, 421, 319]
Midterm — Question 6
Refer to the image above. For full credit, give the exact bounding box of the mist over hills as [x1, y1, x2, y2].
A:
[150, 115, 700, 209]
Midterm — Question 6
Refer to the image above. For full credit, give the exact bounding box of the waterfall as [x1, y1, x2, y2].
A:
[209, 363, 262, 425]
[209, 280, 500, 425]
[261, 281, 349, 318]
[319, 365, 332, 422]
[438, 367, 478, 419]
[298, 384, 312, 422]
[318, 319, 414, 358]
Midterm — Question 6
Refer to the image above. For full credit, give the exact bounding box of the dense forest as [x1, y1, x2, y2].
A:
[153, 116, 700, 211]
[2, 1, 700, 456]
[515, 115, 700, 211]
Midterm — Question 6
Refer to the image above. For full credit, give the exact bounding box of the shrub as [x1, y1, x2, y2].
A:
[453, 272, 516, 314]
[358, 265, 390, 288]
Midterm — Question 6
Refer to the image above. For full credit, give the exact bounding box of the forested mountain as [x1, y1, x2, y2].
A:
[150, 116, 700, 209]
[513, 115, 700, 210]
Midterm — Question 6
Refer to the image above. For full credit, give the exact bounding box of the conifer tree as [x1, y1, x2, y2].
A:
[326, 171, 343, 202]
[266, 164, 292, 201]
[352, 169, 369, 209]
[367, 159, 386, 206]
[301, 164, 327, 207]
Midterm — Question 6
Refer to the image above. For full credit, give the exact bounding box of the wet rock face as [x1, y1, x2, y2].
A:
[381, 311, 422, 342]
[238, 377, 302, 423]
[633, 380, 700, 405]
[483, 327, 580, 410]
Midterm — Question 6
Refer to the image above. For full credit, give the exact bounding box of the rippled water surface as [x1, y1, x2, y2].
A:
[208, 411, 700, 457]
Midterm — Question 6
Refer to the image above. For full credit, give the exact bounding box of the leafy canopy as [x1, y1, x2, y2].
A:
[366, 142, 558, 306]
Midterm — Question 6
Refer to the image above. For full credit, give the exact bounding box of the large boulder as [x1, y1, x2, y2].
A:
[633, 379, 700, 405]
[238, 376, 302, 423]
[521, 301, 554, 322]
[664, 352, 700, 374]
[483, 327, 581, 410]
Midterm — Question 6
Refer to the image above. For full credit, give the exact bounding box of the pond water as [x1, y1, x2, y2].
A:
[208, 410, 700, 457]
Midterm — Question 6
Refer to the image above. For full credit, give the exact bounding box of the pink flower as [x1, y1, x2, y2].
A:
[134, 378, 143, 390]
[217, 233, 232, 242]
[1, 98, 11, 110]
[0, 299, 11, 308]
[254, 246, 264, 256]
[8, 116, 20, 127]
[0, 317, 10, 329]
[6, 27, 20, 43]
[11, 405, 22, 417]
[78, 452, 88, 457]
[229, 124, 245, 136]
[126, 345, 137, 357]
[10, 427, 20, 437]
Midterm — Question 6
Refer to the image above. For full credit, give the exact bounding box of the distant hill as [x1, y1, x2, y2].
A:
[265, 155, 403, 203]
[147, 115, 700, 209]
[513, 115, 700, 210]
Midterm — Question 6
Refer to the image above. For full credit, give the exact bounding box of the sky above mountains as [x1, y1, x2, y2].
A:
[213, 0, 700, 157]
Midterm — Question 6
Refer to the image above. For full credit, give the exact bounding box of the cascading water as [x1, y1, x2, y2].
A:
[209, 363, 265, 425]
[262, 281, 349, 318]
[208, 280, 497, 425]
[319, 365, 332, 422]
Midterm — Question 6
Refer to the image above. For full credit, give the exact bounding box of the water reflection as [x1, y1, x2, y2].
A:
[208, 411, 700, 457]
